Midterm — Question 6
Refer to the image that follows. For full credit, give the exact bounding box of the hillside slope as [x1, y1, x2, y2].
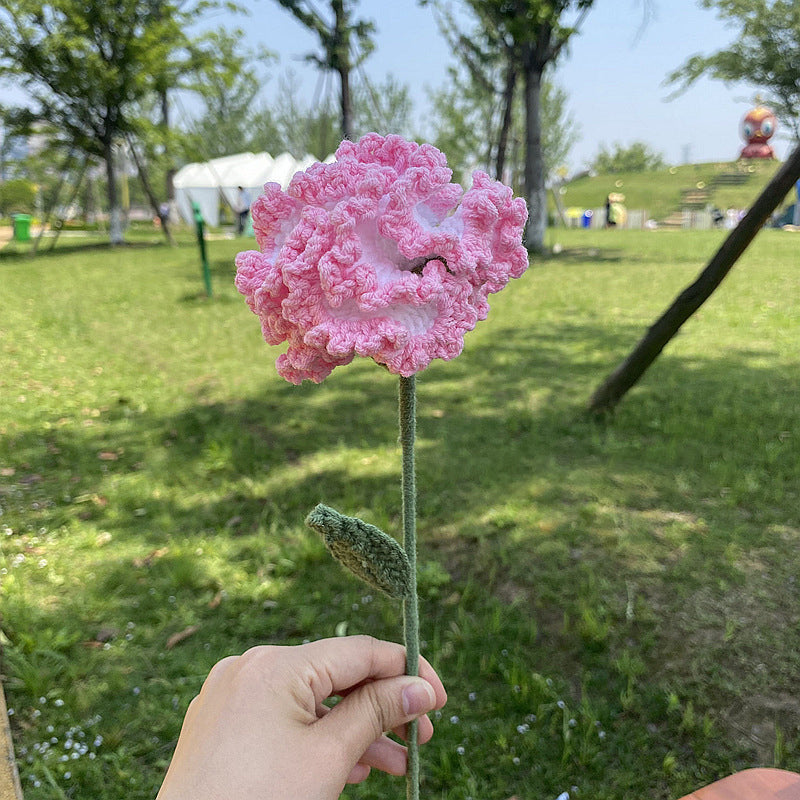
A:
[557, 159, 789, 222]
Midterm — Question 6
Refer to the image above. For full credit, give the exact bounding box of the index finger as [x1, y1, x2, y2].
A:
[294, 635, 446, 708]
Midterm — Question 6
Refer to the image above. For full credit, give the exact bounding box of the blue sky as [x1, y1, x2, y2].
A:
[238, 0, 789, 169]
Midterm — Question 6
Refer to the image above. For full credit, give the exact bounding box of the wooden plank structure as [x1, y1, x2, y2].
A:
[0, 680, 23, 800]
[677, 768, 800, 800]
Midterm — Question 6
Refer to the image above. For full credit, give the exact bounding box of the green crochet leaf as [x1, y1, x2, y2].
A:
[305, 504, 411, 599]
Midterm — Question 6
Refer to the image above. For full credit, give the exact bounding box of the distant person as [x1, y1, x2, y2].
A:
[605, 195, 616, 228]
[155, 201, 171, 229]
[236, 186, 250, 235]
[711, 207, 724, 228]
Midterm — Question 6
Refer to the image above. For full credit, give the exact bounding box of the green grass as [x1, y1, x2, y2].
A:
[558, 159, 788, 220]
[1, 228, 800, 799]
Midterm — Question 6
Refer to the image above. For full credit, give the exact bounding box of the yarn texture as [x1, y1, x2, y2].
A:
[235, 133, 529, 384]
[236, 137, 528, 800]
[306, 504, 412, 599]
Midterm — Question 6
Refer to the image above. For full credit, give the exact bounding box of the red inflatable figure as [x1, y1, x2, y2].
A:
[739, 106, 777, 159]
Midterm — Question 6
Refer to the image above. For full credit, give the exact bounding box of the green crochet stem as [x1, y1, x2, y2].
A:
[399, 374, 420, 800]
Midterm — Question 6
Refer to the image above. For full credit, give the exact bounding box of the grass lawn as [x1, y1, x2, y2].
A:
[1, 227, 799, 799]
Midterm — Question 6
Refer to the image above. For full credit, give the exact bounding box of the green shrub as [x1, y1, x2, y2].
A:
[0, 178, 36, 215]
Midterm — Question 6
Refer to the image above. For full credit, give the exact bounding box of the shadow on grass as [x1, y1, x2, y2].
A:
[6, 315, 799, 590]
[209, 256, 237, 277]
[3, 316, 800, 797]
[174, 257, 240, 303]
[0, 238, 174, 262]
[537, 245, 626, 264]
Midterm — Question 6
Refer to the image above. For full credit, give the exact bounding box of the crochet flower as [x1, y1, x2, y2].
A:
[235, 133, 529, 384]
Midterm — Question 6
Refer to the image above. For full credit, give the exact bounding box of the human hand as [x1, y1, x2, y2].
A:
[156, 635, 447, 800]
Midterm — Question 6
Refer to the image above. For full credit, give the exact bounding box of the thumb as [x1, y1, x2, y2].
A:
[318, 676, 437, 759]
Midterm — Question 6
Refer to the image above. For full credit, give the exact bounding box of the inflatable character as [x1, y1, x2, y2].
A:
[739, 106, 777, 159]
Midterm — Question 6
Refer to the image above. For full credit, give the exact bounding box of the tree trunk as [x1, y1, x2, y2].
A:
[160, 87, 178, 223]
[588, 141, 800, 416]
[523, 65, 547, 253]
[495, 64, 517, 182]
[160, 88, 169, 174]
[104, 139, 124, 245]
[126, 134, 175, 245]
[550, 186, 568, 227]
[339, 65, 353, 141]
[332, 0, 353, 141]
[45, 159, 89, 253]
[83, 176, 96, 223]
[33, 149, 76, 254]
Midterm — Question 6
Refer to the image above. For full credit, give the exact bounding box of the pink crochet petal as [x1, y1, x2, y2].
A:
[250, 183, 301, 255]
[236, 134, 529, 383]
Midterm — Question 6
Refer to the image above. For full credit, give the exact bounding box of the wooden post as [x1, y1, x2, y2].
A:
[192, 202, 213, 298]
[0, 680, 23, 800]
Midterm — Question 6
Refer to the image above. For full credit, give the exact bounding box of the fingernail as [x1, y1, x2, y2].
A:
[402, 681, 435, 717]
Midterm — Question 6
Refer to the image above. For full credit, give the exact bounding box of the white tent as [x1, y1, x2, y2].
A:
[173, 151, 331, 227]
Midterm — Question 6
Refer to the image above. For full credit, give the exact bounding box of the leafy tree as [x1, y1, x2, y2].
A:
[0, 114, 93, 222]
[0, 104, 36, 180]
[182, 30, 276, 160]
[120, 7, 267, 227]
[0, 0, 246, 243]
[0, 0, 177, 241]
[145, 15, 256, 215]
[353, 74, 415, 139]
[540, 81, 581, 179]
[0, 177, 35, 215]
[425, 2, 582, 187]
[426, 2, 509, 179]
[429, 65, 497, 183]
[273, 0, 375, 141]
[245, 70, 341, 160]
[422, 0, 594, 253]
[591, 141, 666, 174]
[430, 63, 579, 195]
[666, 0, 800, 140]
[242, 69, 414, 161]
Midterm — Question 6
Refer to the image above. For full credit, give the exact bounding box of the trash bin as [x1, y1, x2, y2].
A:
[581, 210, 593, 228]
[12, 214, 32, 242]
